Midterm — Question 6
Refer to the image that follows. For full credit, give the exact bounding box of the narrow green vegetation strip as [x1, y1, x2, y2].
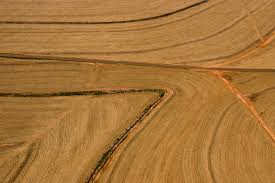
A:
[0, 89, 165, 97]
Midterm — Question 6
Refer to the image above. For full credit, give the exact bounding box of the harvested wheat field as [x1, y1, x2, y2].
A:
[0, 0, 274, 183]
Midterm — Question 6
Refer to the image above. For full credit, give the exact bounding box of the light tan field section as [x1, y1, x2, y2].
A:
[0, 0, 273, 65]
[0, 0, 274, 182]
[225, 38, 275, 69]
[223, 71, 275, 133]
[0, 59, 274, 183]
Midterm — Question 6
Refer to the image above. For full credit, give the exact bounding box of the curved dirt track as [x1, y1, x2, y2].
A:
[0, 0, 274, 183]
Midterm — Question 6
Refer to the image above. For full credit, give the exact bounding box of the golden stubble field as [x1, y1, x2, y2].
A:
[0, 0, 274, 182]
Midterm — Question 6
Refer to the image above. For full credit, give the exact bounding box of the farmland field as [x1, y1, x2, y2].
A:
[0, 0, 274, 182]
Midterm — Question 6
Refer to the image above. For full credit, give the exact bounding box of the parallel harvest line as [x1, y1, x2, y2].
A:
[0, 1, 207, 25]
